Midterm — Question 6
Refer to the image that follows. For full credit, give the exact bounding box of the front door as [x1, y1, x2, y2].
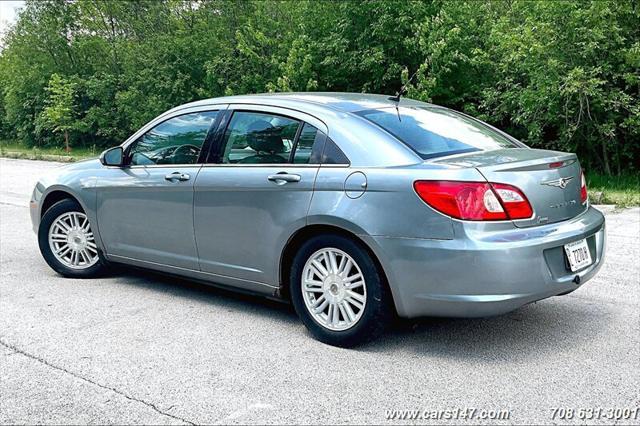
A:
[96, 110, 219, 269]
[194, 109, 327, 286]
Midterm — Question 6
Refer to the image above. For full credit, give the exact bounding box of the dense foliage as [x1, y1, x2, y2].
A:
[0, 0, 637, 174]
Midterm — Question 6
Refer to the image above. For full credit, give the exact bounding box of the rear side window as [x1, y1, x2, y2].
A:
[356, 107, 518, 159]
[216, 111, 333, 165]
[221, 111, 299, 164]
[321, 138, 349, 165]
[292, 123, 326, 164]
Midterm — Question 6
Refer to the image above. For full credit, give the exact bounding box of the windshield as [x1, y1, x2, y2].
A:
[356, 106, 519, 159]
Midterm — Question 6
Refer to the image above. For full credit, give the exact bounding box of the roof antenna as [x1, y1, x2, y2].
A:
[389, 66, 421, 120]
[388, 66, 420, 104]
[389, 87, 406, 104]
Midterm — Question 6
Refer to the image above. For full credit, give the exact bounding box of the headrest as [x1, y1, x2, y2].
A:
[246, 120, 284, 154]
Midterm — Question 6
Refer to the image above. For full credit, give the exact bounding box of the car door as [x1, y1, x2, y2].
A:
[96, 109, 220, 270]
[193, 106, 328, 287]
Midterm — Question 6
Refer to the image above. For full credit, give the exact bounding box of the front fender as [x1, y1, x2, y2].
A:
[31, 177, 105, 254]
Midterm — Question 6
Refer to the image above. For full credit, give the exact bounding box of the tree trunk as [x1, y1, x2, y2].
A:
[64, 130, 70, 153]
[601, 139, 611, 176]
[615, 140, 621, 176]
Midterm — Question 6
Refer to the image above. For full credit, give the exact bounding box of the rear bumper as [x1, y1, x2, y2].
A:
[369, 206, 606, 318]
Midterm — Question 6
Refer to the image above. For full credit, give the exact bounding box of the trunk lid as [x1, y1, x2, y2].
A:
[433, 148, 586, 227]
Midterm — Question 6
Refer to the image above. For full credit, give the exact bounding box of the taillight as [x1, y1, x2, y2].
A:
[490, 183, 533, 219]
[413, 180, 533, 221]
[580, 170, 588, 204]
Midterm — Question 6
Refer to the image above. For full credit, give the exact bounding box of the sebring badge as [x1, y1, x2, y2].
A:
[541, 176, 574, 189]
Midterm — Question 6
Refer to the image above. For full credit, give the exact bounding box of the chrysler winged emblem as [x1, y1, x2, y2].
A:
[541, 176, 574, 189]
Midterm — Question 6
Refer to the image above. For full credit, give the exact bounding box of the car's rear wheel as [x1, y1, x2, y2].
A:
[290, 234, 392, 347]
[38, 199, 107, 278]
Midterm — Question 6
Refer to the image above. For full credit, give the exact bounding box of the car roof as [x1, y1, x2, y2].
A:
[162, 93, 433, 167]
[181, 92, 429, 115]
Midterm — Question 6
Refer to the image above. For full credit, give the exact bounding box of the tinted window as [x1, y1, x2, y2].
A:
[321, 138, 349, 164]
[129, 111, 217, 165]
[293, 123, 326, 164]
[222, 112, 300, 164]
[357, 107, 518, 159]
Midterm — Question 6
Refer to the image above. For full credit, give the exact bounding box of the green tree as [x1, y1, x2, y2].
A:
[409, 0, 639, 174]
[0, 0, 637, 175]
[40, 73, 77, 152]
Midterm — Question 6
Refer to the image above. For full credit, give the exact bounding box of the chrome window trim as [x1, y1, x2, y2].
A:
[226, 103, 328, 134]
[116, 163, 350, 169]
[119, 164, 204, 170]
[119, 103, 334, 168]
[320, 163, 350, 168]
[198, 163, 350, 169]
[200, 163, 319, 168]
[120, 104, 228, 151]
[210, 105, 330, 167]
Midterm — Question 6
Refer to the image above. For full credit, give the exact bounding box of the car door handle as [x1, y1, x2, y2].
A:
[267, 173, 301, 184]
[165, 172, 190, 182]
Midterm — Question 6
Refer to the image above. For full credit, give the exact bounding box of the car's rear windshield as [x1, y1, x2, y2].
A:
[356, 106, 519, 159]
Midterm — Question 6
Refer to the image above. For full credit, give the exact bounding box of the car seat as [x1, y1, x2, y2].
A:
[237, 120, 287, 164]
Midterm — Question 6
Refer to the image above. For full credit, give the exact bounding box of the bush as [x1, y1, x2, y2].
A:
[0, 0, 637, 175]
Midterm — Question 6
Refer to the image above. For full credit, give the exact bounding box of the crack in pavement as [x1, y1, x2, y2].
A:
[0, 201, 27, 208]
[0, 339, 196, 425]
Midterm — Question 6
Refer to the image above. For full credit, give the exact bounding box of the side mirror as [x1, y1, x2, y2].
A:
[100, 146, 124, 166]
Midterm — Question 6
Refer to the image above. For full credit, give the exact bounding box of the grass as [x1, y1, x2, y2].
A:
[586, 173, 640, 208]
[1, 140, 638, 207]
[0, 140, 99, 162]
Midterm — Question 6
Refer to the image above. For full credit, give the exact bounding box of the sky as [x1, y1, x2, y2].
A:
[0, 1, 25, 38]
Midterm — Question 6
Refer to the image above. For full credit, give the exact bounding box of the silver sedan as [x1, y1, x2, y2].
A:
[30, 93, 606, 346]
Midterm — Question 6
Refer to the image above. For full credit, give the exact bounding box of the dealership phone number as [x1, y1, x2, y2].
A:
[551, 407, 639, 421]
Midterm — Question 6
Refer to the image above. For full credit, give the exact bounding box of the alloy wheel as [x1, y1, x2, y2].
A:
[301, 248, 367, 331]
[48, 211, 99, 270]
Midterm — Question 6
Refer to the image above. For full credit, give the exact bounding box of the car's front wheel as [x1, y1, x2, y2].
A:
[290, 234, 393, 347]
[38, 199, 107, 278]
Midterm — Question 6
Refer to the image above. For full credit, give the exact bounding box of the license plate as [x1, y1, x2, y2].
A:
[564, 238, 592, 272]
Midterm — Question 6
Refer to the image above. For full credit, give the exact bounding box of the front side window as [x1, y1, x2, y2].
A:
[129, 111, 218, 165]
[356, 107, 518, 159]
[221, 112, 300, 164]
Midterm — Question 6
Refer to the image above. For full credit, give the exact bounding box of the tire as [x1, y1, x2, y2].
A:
[290, 234, 393, 347]
[38, 198, 107, 278]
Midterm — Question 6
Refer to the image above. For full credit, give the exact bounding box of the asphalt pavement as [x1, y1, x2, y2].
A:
[1, 158, 638, 424]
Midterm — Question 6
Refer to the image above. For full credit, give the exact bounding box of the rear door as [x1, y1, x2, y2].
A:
[193, 105, 327, 286]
